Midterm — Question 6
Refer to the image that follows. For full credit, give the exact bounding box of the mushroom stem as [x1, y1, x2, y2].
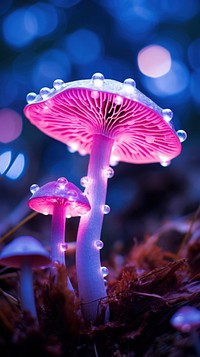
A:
[20, 261, 38, 323]
[51, 204, 74, 291]
[51, 204, 66, 264]
[76, 134, 114, 323]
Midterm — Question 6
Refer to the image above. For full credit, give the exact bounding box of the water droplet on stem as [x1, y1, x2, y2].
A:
[101, 266, 109, 277]
[80, 176, 89, 187]
[103, 205, 110, 214]
[59, 243, 68, 252]
[105, 167, 114, 178]
[160, 160, 171, 167]
[95, 240, 104, 249]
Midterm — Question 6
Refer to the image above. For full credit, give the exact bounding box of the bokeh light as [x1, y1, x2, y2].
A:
[5, 153, 25, 180]
[158, 0, 200, 22]
[138, 45, 172, 78]
[150, 33, 188, 63]
[0, 0, 200, 249]
[0, 109, 23, 143]
[28, 2, 58, 37]
[2, 7, 37, 48]
[0, 150, 26, 180]
[0, 71, 19, 107]
[142, 60, 190, 97]
[115, 7, 159, 40]
[98, 0, 200, 24]
[96, 0, 161, 41]
[0, 151, 11, 175]
[188, 38, 200, 70]
[2, 3, 58, 49]
[32, 49, 71, 88]
[65, 29, 103, 65]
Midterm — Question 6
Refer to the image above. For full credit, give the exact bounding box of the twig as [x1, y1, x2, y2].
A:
[176, 205, 200, 258]
[0, 272, 17, 280]
[133, 291, 166, 301]
[0, 211, 38, 243]
[0, 288, 19, 305]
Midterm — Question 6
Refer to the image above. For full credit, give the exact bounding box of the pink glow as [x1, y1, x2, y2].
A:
[0, 108, 23, 143]
[76, 134, 113, 321]
[138, 45, 171, 78]
[29, 178, 90, 278]
[24, 88, 181, 164]
[24, 77, 183, 322]
[29, 180, 91, 217]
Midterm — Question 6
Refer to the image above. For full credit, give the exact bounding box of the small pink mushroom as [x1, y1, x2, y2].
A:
[170, 306, 200, 356]
[171, 306, 200, 333]
[28, 177, 90, 290]
[0, 235, 51, 323]
[24, 73, 187, 322]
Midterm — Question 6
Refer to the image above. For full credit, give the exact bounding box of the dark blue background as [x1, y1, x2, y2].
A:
[0, 0, 199, 256]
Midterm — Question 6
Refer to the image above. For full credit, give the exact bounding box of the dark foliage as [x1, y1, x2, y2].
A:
[0, 208, 200, 356]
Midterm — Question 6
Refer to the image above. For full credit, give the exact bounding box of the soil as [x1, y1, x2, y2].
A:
[0, 207, 200, 357]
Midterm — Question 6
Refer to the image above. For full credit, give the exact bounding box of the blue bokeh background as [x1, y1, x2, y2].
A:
[0, 0, 200, 256]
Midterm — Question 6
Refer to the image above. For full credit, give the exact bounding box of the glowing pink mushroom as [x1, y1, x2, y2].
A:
[28, 177, 91, 290]
[24, 73, 186, 322]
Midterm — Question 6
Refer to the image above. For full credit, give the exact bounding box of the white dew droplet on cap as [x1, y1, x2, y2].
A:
[92, 72, 105, 88]
[176, 130, 187, 143]
[30, 184, 40, 194]
[26, 92, 37, 104]
[53, 79, 64, 90]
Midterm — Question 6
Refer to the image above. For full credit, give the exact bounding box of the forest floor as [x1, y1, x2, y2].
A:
[0, 207, 200, 357]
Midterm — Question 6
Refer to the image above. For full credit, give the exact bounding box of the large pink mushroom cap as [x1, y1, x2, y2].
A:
[24, 74, 186, 166]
